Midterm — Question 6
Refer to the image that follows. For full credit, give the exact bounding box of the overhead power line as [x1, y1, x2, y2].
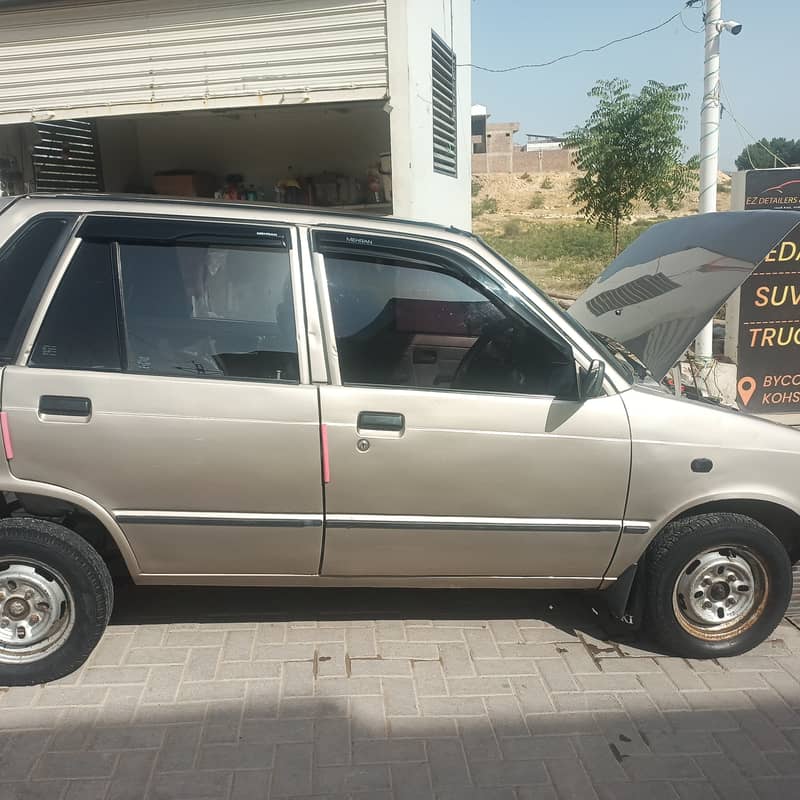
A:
[461, 4, 698, 73]
[719, 81, 791, 168]
[679, 9, 704, 34]
[720, 82, 758, 169]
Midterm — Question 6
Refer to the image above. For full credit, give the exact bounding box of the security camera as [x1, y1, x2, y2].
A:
[717, 20, 743, 35]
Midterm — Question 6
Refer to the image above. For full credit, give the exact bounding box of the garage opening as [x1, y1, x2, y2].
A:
[90, 101, 392, 213]
[1, 101, 393, 213]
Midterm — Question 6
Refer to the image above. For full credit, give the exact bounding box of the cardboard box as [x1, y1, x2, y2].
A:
[152, 172, 216, 198]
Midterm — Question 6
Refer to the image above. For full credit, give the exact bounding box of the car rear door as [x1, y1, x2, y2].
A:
[2, 213, 324, 579]
[311, 230, 632, 584]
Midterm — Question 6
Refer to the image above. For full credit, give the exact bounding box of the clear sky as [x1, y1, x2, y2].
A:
[469, 0, 798, 171]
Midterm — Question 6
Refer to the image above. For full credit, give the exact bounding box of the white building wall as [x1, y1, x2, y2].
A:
[386, 0, 471, 230]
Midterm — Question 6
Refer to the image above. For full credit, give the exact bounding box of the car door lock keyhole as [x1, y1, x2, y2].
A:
[357, 438, 370, 452]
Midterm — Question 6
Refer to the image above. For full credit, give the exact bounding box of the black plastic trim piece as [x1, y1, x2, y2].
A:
[78, 214, 289, 249]
[39, 395, 92, 417]
[313, 229, 443, 259]
[691, 458, 714, 474]
[357, 411, 405, 432]
[606, 563, 638, 620]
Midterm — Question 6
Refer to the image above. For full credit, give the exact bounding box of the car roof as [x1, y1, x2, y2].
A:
[18, 193, 475, 246]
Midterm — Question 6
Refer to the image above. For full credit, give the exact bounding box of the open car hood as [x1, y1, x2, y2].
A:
[569, 211, 800, 381]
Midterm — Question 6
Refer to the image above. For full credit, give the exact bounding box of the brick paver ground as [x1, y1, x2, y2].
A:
[1, 585, 799, 800]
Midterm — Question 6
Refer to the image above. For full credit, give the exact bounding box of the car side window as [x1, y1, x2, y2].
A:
[29, 217, 300, 383]
[0, 216, 71, 364]
[119, 242, 298, 382]
[322, 247, 578, 398]
[31, 241, 122, 371]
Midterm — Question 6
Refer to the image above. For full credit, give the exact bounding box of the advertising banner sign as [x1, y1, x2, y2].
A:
[737, 170, 800, 413]
[745, 169, 800, 211]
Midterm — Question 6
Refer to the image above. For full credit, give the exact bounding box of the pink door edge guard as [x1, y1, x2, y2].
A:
[320, 423, 330, 484]
[0, 411, 14, 460]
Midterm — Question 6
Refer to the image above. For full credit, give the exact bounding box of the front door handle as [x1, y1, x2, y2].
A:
[357, 411, 405, 432]
[39, 395, 92, 418]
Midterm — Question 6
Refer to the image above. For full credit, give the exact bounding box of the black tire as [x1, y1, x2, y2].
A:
[644, 513, 793, 659]
[0, 518, 113, 686]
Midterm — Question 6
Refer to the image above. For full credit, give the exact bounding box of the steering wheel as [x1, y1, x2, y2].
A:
[451, 320, 517, 392]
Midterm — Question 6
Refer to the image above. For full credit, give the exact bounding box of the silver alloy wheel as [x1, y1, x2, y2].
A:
[0, 559, 74, 664]
[673, 546, 768, 639]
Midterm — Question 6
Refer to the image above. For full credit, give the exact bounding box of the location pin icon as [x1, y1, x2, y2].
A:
[738, 377, 757, 407]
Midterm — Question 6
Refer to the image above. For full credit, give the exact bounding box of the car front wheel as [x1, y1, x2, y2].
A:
[645, 512, 793, 659]
[0, 518, 112, 686]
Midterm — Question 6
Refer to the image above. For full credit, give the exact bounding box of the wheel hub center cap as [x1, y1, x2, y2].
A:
[4, 597, 30, 620]
[0, 561, 75, 665]
[709, 582, 730, 602]
[674, 546, 765, 634]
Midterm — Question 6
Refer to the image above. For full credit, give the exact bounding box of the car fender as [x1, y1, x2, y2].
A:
[0, 473, 142, 579]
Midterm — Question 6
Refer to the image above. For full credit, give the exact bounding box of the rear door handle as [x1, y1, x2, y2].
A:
[39, 395, 92, 417]
[357, 411, 405, 432]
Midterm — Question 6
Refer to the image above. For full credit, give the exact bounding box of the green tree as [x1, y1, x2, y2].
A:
[735, 138, 800, 171]
[565, 79, 698, 256]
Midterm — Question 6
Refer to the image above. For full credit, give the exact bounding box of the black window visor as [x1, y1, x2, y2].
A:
[78, 215, 290, 250]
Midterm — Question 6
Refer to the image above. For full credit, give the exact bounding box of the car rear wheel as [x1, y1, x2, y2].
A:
[644, 513, 792, 659]
[0, 518, 112, 686]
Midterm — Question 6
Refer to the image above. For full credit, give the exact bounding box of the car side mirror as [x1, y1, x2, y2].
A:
[579, 359, 605, 401]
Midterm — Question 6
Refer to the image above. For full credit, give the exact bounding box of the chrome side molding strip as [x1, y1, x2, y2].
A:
[326, 514, 622, 533]
[115, 511, 323, 528]
[622, 522, 652, 535]
[114, 511, 651, 535]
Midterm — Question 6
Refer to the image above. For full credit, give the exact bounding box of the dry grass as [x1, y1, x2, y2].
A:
[471, 171, 731, 224]
[480, 217, 655, 296]
[472, 171, 732, 296]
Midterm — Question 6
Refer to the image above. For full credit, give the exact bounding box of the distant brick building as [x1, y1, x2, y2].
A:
[471, 107, 575, 175]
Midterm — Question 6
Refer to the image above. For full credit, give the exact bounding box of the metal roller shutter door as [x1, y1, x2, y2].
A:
[0, 0, 388, 124]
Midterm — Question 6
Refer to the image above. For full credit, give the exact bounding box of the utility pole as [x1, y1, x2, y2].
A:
[695, 0, 742, 362]
[695, 0, 722, 361]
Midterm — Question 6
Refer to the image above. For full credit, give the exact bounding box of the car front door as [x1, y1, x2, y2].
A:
[312, 230, 632, 584]
[2, 214, 324, 579]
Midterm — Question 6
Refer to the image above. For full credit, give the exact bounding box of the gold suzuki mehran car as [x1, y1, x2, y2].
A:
[0, 195, 798, 685]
